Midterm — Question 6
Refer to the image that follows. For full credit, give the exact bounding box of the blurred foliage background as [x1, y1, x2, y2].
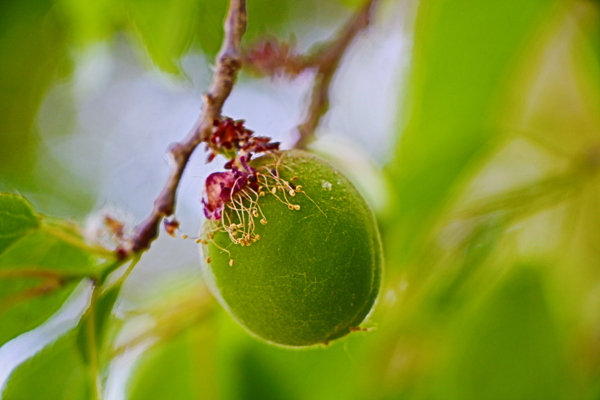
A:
[2, 0, 600, 399]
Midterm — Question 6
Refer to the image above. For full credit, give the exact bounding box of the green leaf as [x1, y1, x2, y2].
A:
[385, 0, 559, 266]
[214, 311, 373, 400]
[428, 215, 506, 316]
[433, 266, 571, 400]
[0, 1, 68, 183]
[76, 284, 121, 365]
[0, 231, 95, 347]
[124, 0, 201, 75]
[2, 330, 91, 400]
[0, 193, 40, 256]
[94, 285, 121, 344]
[57, 0, 117, 47]
[127, 324, 218, 400]
[334, 0, 369, 8]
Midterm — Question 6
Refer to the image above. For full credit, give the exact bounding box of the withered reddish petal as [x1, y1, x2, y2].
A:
[202, 169, 253, 220]
[220, 187, 232, 202]
[233, 177, 248, 193]
[202, 198, 214, 219]
[205, 171, 235, 203]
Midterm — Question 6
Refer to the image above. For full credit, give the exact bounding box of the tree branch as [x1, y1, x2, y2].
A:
[294, 0, 379, 149]
[129, 0, 247, 254]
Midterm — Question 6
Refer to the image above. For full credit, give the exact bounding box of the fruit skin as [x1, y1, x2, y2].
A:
[201, 149, 382, 347]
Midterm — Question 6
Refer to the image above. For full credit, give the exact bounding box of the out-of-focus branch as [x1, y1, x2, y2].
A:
[128, 0, 247, 255]
[294, 0, 379, 149]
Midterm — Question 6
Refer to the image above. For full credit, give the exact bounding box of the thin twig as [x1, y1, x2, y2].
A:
[294, 0, 379, 149]
[129, 0, 247, 254]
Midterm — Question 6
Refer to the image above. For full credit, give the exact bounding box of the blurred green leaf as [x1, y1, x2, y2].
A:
[2, 330, 90, 400]
[94, 285, 121, 344]
[214, 311, 374, 400]
[385, 0, 559, 267]
[57, 0, 117, 46]
[428, 216, 506, 316]
[232, 346, 302, 400]
[0, 2, 95, 216]
[0, 1, 68, 183]
[76, 284, 121, 365]
[334, 0, 369, 8]
[194, 0, 225, 58]
[124, 0, 200, 74]
[0, 193, 40, 256]
[127, 323, 218, 400]
[0, 230, 95, 347]
[433, 266, 571, 400]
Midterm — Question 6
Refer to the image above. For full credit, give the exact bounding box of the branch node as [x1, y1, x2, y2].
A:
[168, 142, 188, 164]
[204, 93, 215, 105]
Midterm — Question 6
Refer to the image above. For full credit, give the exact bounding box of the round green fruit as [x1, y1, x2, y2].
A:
[201, 150, 382, 347]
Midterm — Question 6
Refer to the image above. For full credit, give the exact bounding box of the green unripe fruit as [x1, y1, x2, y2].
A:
[201, 150, 382, 347]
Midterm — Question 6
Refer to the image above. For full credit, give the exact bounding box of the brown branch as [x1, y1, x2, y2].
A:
[294, 0, 379, 149]
[129, 0, 247, 254]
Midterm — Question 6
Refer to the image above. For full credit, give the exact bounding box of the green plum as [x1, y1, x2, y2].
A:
[201, 150, 382, 347]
